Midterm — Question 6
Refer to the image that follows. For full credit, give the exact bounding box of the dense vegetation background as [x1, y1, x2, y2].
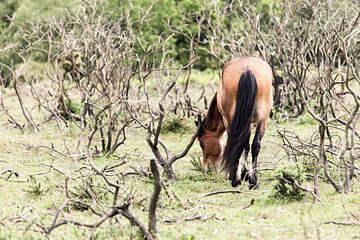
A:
[0, 0, 278, 73]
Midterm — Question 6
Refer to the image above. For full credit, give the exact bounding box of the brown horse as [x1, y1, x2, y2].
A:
[197, 56, 273, 188]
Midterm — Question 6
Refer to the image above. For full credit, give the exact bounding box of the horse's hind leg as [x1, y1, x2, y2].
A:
[249, 122, 265, 189]
[240, 133, 250, 181]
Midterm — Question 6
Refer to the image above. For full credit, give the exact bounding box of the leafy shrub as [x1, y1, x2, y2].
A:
[189, 154, 216, 174]
[57, 99, 82, 120]
[297, 112, 316, 125]
[68, 181, 110, 212]
[161, 115, 192, 134]
[24, 175, 47, 197]
[64, 99, 81, 116]
[270, 162, 307, 202]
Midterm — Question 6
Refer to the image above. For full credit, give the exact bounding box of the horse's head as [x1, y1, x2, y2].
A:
[196, 120, 226, 169]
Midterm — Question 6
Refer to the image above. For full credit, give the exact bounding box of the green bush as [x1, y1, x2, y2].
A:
[1, 0, 280, 85]
[24, 175, 48, 198]
[297, 112, 316, 125]
[161, 115, 192, 134]
[270, 162, 307, 202]
[105, 0, 278, 70]
[0, 0, 81, 86]
[58, 99, 82, 120]
[68, 180, 110, 212]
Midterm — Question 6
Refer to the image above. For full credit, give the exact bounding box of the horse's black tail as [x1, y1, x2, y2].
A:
[222, 70, 257, 187]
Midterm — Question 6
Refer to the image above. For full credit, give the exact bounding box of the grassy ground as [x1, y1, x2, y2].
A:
[1, 109, 359, 239]
[0, 69, 359, 239]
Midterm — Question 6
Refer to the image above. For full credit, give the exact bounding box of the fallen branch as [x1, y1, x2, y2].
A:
[203, 190, 243, 197]
[163, 213, 223, 224]
[323, 221, 360, 226]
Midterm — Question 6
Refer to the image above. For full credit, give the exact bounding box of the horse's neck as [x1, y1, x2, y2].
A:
[205, 93, 225, 134]
[208, 107, 225, 134]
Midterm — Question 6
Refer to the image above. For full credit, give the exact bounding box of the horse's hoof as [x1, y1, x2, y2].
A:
[231, 178, 241, 187]
[249, 183, 259, 190]
[241, 168, 249, 181]
[248, 175, 258, 189]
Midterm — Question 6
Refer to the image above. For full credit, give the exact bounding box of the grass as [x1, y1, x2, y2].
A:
[0, 73, 359, 239]
[1, 111, 359, 240]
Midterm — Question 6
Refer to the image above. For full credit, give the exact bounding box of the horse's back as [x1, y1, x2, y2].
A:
[217, 57, 273, 125]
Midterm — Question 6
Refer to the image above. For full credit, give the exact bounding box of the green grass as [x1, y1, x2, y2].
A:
[1, 111, 359, 240]
[0, 77, 359, 239]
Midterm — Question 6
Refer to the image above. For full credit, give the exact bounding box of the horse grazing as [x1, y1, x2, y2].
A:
[197, 57, 273, 188]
